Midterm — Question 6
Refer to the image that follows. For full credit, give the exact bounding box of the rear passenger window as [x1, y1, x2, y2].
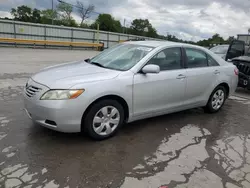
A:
[185, 48, 208, 68]
[207, 55, 219, 66]
[148, 47, 182, 71]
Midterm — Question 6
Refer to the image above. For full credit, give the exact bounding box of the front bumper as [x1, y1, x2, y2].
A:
[24, 96, 82, 133]
[23, 79, 83, 133]
[238, 72, 250, 89]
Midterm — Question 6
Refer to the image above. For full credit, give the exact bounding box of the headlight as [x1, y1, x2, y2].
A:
[40, 90, 84, 100]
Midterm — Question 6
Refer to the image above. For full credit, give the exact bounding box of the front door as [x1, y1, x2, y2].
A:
[133, 47, 187, 117]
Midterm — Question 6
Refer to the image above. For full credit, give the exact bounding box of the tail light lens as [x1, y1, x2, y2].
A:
[234, 68, 239, 76]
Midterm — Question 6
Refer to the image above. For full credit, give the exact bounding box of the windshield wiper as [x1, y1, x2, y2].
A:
[91, 62, 105, 68]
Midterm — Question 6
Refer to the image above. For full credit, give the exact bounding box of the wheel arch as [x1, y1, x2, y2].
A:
[206, 82, 230, 105]
[217, 82, 230, 98]
[81, 95, 129, 131]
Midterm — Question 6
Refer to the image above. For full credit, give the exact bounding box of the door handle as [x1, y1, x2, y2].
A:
[176, 74, 186, 79]
[214, 70, 220, 75]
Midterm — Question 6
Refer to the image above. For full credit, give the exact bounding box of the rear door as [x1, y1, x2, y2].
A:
[225, 40, 245, 61]
[183, 48, 220, 106]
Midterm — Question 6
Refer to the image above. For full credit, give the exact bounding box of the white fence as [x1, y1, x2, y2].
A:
[0, 19, 163, 48]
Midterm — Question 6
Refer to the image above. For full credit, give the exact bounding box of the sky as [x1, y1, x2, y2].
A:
[0, 0, 250, 41]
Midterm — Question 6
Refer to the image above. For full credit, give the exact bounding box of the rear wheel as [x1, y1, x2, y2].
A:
[83, 99, 124, 140]
[204, 86, 226, 113]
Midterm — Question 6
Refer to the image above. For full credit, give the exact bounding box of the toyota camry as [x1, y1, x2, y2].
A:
[24, 41, 238, 140]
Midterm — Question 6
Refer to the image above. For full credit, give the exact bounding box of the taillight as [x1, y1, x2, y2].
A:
[234, 68, 239, 76]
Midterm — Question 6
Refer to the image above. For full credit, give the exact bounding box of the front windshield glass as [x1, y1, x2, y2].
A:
[210, 45, 229, 54]
[90, 43, 154, 71]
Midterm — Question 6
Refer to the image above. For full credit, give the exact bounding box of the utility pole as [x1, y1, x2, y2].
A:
[247, 28, 250, 45]
[97, 23, 100, 43]
[123, 19, 126, 33]
[52, 0, 54, 25]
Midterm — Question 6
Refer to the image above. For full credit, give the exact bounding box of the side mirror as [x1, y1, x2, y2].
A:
[142, 64, 160, 74]
[85, 58, 90, 62]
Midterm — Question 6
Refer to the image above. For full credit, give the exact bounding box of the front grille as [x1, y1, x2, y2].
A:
[234, 61, 250, 76]
[25, 85, 42, 97]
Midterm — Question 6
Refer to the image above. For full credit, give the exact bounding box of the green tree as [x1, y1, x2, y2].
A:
[11, 5, 33, 22]
[76, 1, 94, 26]
[130, 19, 158, 38]
[79, 23, 90, 28]
[68, 19, 78, 27]
[211, 33, 224, 44]
[197, 39, 210, 47]
[226, 36, 234, 43]
[11, 6, 42, 23]
[57, 2, 74, 26]
[146, 27, 158, 38]
[41, 9, 58, 24]
[196, 34, 227, 47]
[91, 14, 122, 32]
[31, 8, 41, 23]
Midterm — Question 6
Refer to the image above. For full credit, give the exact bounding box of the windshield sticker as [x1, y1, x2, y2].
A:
[137, 47, 153, 52]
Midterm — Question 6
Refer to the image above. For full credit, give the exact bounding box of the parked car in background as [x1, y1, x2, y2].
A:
[210, 44, 229, 59]
[225, 40, 250, 89]
[23, 41, 238, 140]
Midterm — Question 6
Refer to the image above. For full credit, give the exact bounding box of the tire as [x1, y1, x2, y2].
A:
[204, 86, 227, 113]
[83, 99, 124, 140]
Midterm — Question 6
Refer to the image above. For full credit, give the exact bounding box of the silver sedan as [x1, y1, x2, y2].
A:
[210, 44, 229, 59]
[24, 41, 238, 140]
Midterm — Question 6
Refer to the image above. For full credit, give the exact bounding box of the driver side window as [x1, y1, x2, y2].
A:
[148, 47, 182, 71]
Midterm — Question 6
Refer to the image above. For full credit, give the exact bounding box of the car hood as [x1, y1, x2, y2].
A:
[232, 56, 250, 62]
[31, 61, 121, 89]
[216, 53, 226, 57]
[214, 53, 226, 59]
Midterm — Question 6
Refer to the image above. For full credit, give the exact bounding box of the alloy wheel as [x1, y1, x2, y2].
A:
[211, 89, 225, 110]
[92, 106, 120, 136]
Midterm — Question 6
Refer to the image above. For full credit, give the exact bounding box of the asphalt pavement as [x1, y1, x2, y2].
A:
[0, 48, 250, 188]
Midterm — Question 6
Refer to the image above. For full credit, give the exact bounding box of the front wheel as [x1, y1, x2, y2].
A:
[83, 99, 124, 140]
[204, 86, 226, 113]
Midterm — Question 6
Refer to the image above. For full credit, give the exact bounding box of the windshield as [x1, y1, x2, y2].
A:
[89, 43, 154, 71]
[210, 45, 229, 54]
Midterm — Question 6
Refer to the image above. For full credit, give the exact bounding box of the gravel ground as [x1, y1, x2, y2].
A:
[0, 48, 250, 188]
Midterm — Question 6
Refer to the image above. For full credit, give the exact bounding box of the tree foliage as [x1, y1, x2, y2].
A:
[130, 19, 158, 38]
[4, 4, 230, 45]
[41, 9, 58, 20]
[57, 2, 73, 25]
[11, 5, 33, 22]
[91, 14, 122, 32]
[197, 34, 229, 47]
[76, 1, 95, 26]
[31, 9, 41, 23]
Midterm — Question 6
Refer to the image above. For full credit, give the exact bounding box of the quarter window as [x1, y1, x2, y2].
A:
[148, 47, 182, 71]
[185, 48, 208, 68]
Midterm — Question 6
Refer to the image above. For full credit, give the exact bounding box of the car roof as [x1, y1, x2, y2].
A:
[124, 40, 175, 47]
[125, 40, 209, 50]
[211, 44, 229, 48]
